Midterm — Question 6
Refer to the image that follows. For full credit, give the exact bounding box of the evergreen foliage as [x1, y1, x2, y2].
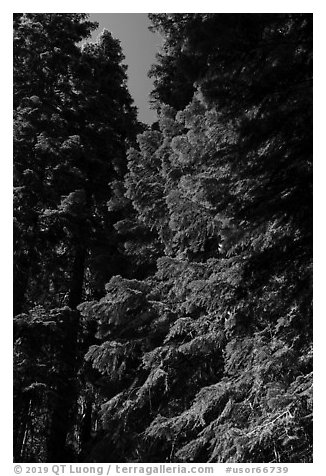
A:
[13, 13, 312, 463]
[13, 13, 140, 462]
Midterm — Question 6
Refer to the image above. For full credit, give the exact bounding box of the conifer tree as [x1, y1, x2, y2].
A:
[14, 12, 312, 464]
[13, 14, 139, 461]
[78, 13, 312, 463]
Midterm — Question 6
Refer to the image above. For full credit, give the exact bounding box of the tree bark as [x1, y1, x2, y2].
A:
[68, 244, 87, 309]
[47, 245, 86, 462]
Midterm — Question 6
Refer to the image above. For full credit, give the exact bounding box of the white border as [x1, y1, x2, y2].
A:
[3, 1, 319, 13]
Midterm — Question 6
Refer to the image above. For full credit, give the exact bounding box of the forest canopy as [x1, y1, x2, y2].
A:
[13, 13, 312, 463]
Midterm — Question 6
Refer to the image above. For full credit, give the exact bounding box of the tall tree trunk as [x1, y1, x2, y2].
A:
[47, 245, 86, 462]
[68, 244, 87, 309]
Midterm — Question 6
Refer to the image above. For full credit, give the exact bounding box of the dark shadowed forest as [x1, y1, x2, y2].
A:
[13, 13, 312, 463]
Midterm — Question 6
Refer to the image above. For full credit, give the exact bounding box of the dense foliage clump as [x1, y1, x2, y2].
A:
[13, 13, 140, 462]
[14, 13, 312, 463]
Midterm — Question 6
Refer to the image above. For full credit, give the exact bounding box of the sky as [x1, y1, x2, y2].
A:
[88, 14, 162, 124]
